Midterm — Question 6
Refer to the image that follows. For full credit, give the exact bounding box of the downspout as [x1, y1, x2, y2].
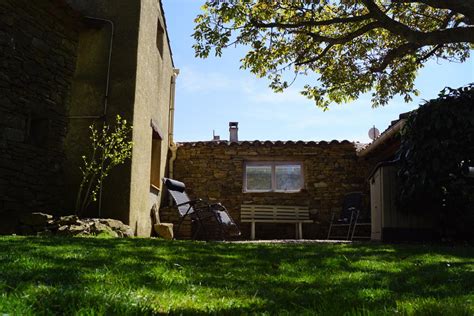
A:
[84, 17, 114, 218]
[68, 17, 115, 218]
[168, 69, 180, 181]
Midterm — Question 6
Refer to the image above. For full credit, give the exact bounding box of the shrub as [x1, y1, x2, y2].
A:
[398, 84, 474, 239]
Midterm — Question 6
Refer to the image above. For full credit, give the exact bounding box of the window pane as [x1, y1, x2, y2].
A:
[276, 165, 302, 191]
[246, 165, 272, 191]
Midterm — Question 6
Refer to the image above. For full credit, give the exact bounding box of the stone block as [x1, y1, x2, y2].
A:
[57, 215, 79, 225]
[3, 128, 24, 142]
[154, 223, 174, 240]
[314, 182, 328, 188]
[31, 38, 49, 53]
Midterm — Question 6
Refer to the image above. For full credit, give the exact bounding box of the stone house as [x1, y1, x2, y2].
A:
[0, 0, 178, 236]
[162, 123, 372, 240]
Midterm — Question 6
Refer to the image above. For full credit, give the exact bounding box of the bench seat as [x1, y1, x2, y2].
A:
[241, 205, 312, 240]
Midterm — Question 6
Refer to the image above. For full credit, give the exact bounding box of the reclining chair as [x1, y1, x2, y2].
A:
[327, 192, 365, 240]
[163, 178, 241, 240]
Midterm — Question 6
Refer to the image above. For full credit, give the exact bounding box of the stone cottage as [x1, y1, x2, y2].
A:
[0, 0, 178, 236]
[162, 123, 372, 240]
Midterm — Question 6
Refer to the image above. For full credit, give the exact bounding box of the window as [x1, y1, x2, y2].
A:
[244, 162, 303, 192]
[156, 18, 165, 58]
[150, 125, 162, 188]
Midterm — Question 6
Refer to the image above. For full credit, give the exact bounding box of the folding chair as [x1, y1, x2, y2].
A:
[351, 208, 371, 240]
[163, 178, 241, 240]
[327, 192, 363, 240]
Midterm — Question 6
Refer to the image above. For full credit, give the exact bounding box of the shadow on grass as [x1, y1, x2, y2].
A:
[0, 237, 473, 315]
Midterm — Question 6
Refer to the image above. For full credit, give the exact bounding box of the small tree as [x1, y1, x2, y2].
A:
[75, 115, 133, 216]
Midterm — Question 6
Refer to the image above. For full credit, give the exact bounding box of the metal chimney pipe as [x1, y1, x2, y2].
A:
[229, 122, 238, 142]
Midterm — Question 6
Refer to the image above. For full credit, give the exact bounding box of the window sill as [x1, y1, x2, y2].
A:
[150, 184, 161, 191]
[243, 189, 303, 194]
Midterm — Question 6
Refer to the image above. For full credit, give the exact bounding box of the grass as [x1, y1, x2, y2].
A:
[0, 237, 473, 315]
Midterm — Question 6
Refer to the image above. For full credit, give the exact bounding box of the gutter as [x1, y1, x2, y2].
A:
[357, 119, 406, 158]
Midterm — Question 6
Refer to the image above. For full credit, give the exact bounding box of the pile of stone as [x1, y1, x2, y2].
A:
[17, 212, 133, 237]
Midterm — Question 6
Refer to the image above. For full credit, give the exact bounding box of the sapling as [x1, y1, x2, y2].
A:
[75, 115, 133, 216]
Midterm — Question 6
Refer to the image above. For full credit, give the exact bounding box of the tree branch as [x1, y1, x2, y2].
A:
[295, 44, 334, 66]
[249, 14, 371, 29]
[362, 0, 474, 44]
[370, 43, 420, 73]
[293, 21, 381, 45]
[417, 44, 443, 63]
[391, 0, 474, 23]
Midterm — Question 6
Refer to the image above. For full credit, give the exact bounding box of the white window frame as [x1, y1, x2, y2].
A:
[243, 161, 304, 193]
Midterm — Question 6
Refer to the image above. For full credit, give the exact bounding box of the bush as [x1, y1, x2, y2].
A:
[398, 84, 474, 239]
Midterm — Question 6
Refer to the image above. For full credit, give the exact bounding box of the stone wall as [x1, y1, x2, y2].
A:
[0, 0, 79, 231]
[163, 141, 371, 239]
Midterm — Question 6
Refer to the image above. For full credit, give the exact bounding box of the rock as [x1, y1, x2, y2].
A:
[98, 218, 125, 230]
[20, 212, 52, 226]
[91, 222, 118, 237]
[98, 218, 133, 237]
[154, 223, 174, 240]
[69, 223, 90, 236]
[121, 227, 134, 238]
[57, 215, 79, 225]
[57, 225, 69, 235]
[90, 221, 111, 234]
[14, 212, 133, 238]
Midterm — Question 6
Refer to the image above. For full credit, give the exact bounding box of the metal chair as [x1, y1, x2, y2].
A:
[327, 192, 363, 240]
[163, 178, 241, 240]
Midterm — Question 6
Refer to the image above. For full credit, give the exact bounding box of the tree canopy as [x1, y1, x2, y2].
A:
[193, 0, 474, 109]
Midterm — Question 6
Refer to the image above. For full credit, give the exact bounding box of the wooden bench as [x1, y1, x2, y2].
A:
[241, 205, 313, 240]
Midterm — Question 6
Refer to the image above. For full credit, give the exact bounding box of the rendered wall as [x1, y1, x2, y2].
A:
[165, 141, 370, 239]
[131, 0, 175, 236]
[64, 0, 174, 235]
[64, 0, 139, 226]
[0, 0, 79, 232]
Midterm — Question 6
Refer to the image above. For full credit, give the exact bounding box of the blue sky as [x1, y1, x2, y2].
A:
[162, 0, 474, 143]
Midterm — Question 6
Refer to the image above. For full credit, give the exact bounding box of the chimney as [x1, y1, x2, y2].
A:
[212, 130, 220, 141]
[229, 122, 238, 142]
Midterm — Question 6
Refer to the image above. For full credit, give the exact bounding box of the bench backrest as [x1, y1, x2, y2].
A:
[241, 205, 310, 222]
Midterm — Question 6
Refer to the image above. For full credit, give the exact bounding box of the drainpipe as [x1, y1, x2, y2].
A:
[67, 17, 115, 218]
[168, 69, 180, 181]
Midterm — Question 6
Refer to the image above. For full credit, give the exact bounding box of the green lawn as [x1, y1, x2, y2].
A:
[0, 237, 473, 315]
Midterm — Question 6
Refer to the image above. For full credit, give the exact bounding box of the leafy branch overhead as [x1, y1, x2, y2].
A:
[193, 0, 474, 108]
